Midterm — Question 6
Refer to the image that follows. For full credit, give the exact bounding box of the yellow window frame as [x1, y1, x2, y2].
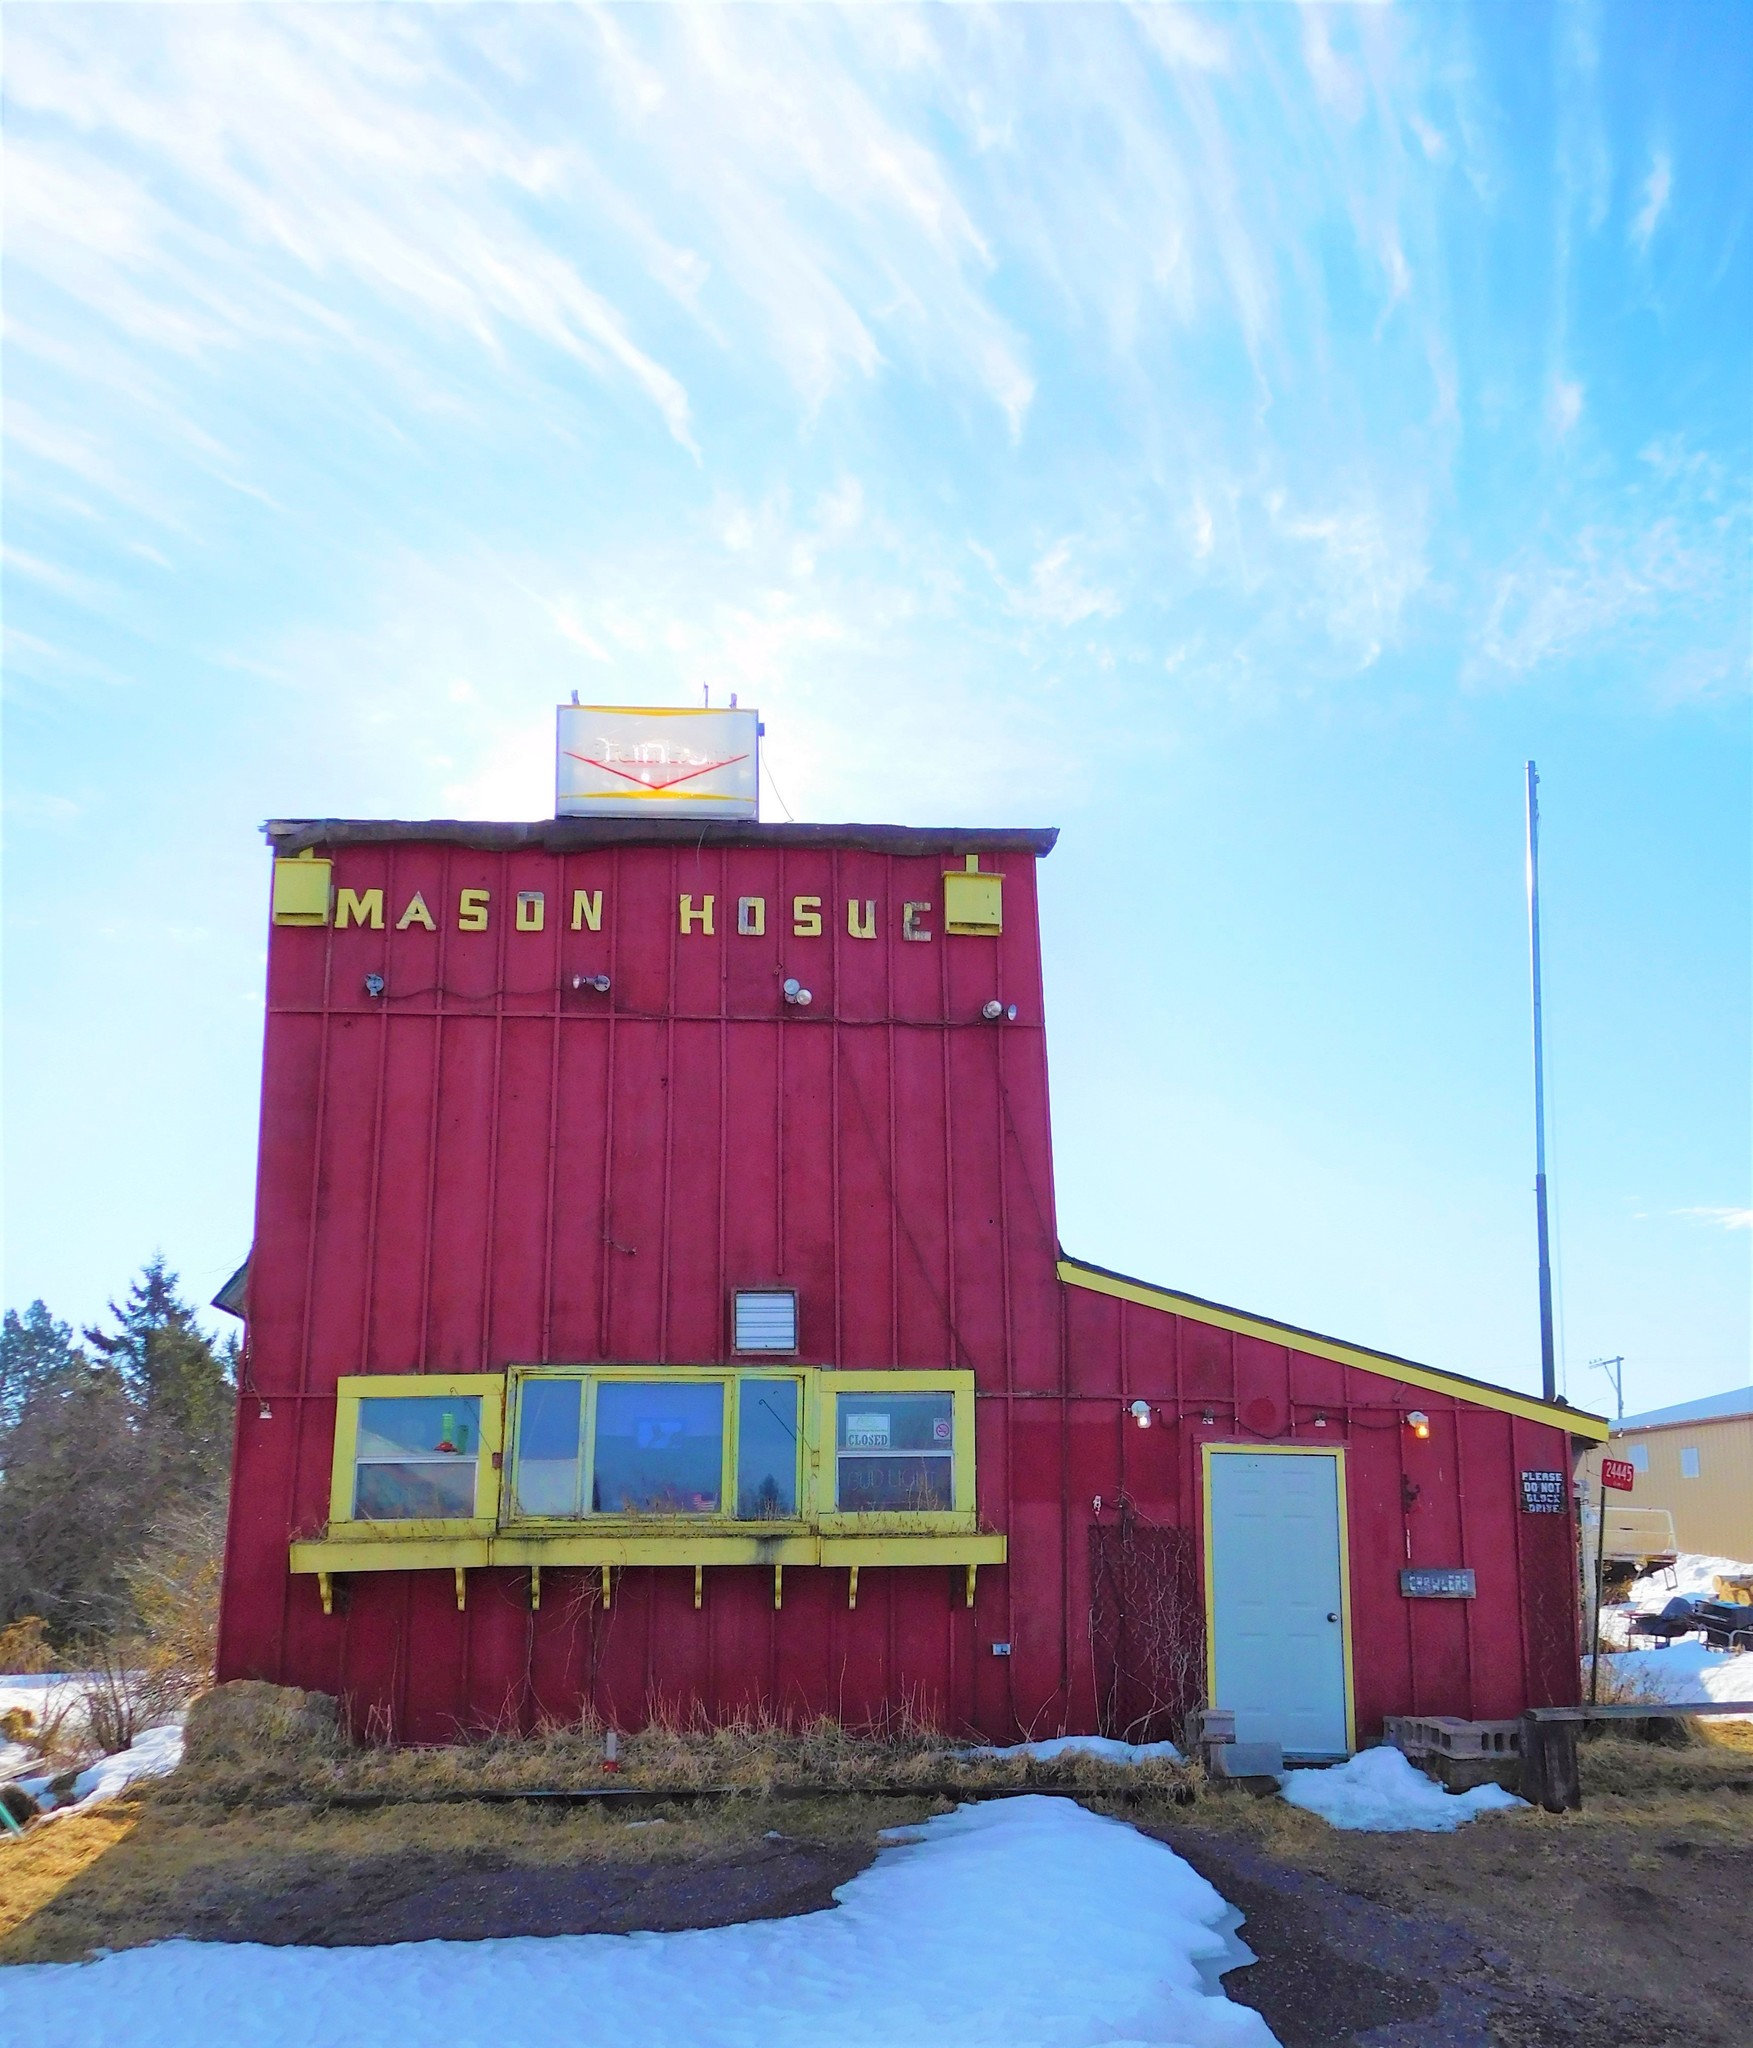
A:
[504, 1365, 813, 1531]
[817, 1369, 979, 1535]
[328, 1374, 505, 1536]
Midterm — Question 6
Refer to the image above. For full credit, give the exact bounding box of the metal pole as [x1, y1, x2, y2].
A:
[1526, 762, 1557, 1404]
[1588, 1461, 1609, 1707]
[1589, 1354, 1625, 1423]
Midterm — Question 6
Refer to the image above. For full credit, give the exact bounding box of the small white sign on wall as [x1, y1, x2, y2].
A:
[557, 705, 760, 819]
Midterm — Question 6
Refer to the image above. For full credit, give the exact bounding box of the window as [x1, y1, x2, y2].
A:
[733, 1290, 797, 1354]
[1627, 1442, 1649, 1472]
[835, 1391, 954, 1511]
[353, 1395, 482, 1521]
[594, 1381, 724, 1514]
[507, 1370, 804, 1525]
[738, 1378, 800, 1519]
[1681, 1446, 1701, 1479]
[514, 1378, 584, 1516]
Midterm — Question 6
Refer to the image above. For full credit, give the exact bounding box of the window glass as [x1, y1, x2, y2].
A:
[515, 1379, 584, 1517]
[737, 1379, 799, 1519]
[1627, 1442, 1649, 1473]
[835, 1392, 953, 1512]
[1680, 1447, 1701, 1478]
[593, 1381, 724, 1514]
[353, 1395, 481, 1520]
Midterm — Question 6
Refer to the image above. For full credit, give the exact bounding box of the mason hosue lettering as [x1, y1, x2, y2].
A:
[328, 889, 941, 942]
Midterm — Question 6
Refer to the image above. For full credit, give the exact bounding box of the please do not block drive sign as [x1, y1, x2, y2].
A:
[1601, 1457, 1637, 1492]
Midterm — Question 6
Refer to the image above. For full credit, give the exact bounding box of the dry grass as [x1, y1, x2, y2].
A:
[164, 1684, 1201, 1811]
[7, 1682, 1750, 1970]
[0, 1803, 140, 1947]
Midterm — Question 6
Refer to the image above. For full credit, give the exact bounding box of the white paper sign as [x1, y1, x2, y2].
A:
[844, 1413, 891, 1450]
[557, 706, 759, 819]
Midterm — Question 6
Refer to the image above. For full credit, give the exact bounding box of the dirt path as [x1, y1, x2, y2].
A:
[1157, 1815, 1752, 2048]
[156, 1834, 872, 1947]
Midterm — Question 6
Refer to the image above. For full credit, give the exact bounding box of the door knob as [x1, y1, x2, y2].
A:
[1326, 1612, 1339, 1623]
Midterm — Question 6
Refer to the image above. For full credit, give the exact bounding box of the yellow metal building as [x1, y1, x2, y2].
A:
[1583, 1390, 1753, 1565]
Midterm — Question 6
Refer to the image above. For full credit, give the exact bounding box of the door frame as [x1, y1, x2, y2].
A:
[1200, 1442, 1357, 1755]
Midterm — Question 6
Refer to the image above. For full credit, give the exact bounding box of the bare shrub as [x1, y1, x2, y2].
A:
[125, 1498, 225, 1686]
[1089, 1497, 1204, 1743]
[77, 1640, 198, 1756]
[0, 1615, 55, 1674]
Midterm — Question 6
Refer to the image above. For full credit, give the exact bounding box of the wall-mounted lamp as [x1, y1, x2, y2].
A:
[1200, 1408, 1216, 1427]
[1313, 1412, 1329, 1428]
[782, 978, 813, 1007]
[364, 974, 385, 998]
[571, 973, 611, 993]
[1406, 1410, 1431, 1440]
[981, 1000, 1019, 1021]
[1129, 1399, 1153, 1429]
[257, 1400, 272, 1421]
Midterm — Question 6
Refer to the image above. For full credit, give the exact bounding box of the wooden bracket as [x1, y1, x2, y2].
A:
[773, 1563, 784, 1611]
[530, 1564, 541, 1612]
[847, 1565, 860, 1610]
[454, 1567, 467, 1611]
[694, 1564, 704, 1610]
[965, 1563, 978, 1609]
[318, 1571, 334, 1617]
[602, 1564, 613, 1610]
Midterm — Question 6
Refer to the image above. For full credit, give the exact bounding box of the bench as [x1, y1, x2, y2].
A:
[1520, 1701, 1753, 1812]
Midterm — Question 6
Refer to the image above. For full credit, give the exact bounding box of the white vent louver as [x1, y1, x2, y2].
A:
[733, 1290, 798, 1354]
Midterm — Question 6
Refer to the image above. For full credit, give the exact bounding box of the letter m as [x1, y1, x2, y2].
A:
[335, 888, 385, 930]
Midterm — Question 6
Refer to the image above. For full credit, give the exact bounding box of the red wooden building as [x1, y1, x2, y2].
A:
[216, 817, 1608, 1753]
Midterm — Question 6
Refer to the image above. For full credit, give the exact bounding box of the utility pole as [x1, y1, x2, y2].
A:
[1526, 763, 1557, 1405]
[1589, 1354, 1626, 1423]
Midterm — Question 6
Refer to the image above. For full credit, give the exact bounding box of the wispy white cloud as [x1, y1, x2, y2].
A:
[1631, 149, 1673, 250]
[1676, 1206, 1753, 1231]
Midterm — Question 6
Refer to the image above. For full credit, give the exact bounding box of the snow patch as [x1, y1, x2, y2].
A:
[966, 1733, 1185, 1765]
[1590, 1645, 1753, 1719]
[1280, 1746, 1525, 1833]
[1599, 1550, 1753, 1647]
[10, 1794, 1279, 2048]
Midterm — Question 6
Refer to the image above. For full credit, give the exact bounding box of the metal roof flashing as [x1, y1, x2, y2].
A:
[264, 819, 1059, 857]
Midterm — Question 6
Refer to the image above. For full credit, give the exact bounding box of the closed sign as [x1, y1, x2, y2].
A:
[1601, 1457, 1637, 1492]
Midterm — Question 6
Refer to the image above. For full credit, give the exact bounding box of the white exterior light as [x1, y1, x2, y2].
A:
[733, 1289, 798, 1354]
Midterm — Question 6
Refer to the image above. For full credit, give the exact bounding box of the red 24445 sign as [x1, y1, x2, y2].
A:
[1601, 1457, 1637, 1492]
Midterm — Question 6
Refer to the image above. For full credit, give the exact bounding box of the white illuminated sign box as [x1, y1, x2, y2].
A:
[557, 706, 760, 820]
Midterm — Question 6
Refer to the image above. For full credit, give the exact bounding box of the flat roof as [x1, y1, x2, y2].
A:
[1617, 1387, 1753, 1431]
[265, 820, 1060, 857]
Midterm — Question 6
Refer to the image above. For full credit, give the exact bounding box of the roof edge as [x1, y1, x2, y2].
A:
[264, 819, 1059, 857]
[1058, 1254, 1610, 1441]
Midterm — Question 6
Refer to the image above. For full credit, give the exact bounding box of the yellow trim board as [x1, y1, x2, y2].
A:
[1202, 1443, 1356, 1756]
[1061, 1257, 1608, 1441]
[291, 1529, 1005, 1578]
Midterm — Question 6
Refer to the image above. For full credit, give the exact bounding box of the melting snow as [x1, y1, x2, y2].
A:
[1279, 1746, 1525, 1833]
[1589, 1644, 1753, 1718]
[967, 1733, 1185, 1765]
[10, 1794, 1278, 2048]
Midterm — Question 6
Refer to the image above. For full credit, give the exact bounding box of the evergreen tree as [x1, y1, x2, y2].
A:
[0, 1300, 87, 1432]
[85, 1255, 235, 1487]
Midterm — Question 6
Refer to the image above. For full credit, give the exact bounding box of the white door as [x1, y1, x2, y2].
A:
[1207, 1449, 1350, 1757]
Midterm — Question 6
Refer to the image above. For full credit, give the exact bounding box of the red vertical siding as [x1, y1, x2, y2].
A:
[221, 826, 1586, 1743]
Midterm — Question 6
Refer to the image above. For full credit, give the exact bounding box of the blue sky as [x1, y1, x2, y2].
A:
[4, 3, 1748, 1412]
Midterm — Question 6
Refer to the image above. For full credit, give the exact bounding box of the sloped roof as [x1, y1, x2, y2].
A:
[1059, 1255, 1610, 1440]
[1617, 1387, 1753, 1431]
